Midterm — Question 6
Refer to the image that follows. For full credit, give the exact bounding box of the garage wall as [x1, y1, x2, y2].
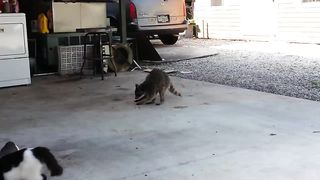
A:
[193, 0, 241, 39]
[277, 0, 320, 43]
[194, 0, 320, 43]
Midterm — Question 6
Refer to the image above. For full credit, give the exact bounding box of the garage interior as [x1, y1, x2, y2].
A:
[1, 72, 320, 180]
[1, 0, 320, 180]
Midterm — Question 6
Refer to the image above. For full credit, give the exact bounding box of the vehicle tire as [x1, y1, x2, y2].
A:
[159, 34, 179, 45]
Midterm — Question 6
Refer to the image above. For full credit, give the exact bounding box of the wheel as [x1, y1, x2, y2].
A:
[159, 34, 179, 45]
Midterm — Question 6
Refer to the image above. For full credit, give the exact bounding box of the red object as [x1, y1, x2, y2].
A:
[129, 1, 137, 22]
[13, 0, 19, 12]
[183, 1, 186, 17]
[0, 1, 4, 12]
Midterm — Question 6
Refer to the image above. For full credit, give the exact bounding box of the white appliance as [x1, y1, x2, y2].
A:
[0, 13, 31, 88]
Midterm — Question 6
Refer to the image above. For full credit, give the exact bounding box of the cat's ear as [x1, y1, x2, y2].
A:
[135, 84, 139, 88]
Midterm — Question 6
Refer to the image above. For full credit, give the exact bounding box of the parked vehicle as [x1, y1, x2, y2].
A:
[107, 0, 187, 45]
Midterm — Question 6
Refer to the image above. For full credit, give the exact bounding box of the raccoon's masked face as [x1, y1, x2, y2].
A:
[135, 84, 144, 99]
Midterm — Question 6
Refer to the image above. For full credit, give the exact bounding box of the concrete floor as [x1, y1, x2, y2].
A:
[1, 72, 320, 180]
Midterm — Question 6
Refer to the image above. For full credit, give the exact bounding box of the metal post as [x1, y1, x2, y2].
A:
[202, 20, 205, 39]
[207, 23, 209, 39]
[119, 0, 127, 43]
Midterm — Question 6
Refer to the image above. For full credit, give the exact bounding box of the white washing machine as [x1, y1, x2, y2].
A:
[0, 13, 31, 88]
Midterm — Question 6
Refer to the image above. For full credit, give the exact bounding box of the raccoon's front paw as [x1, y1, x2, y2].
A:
[146, 98, 156, 104]
[136, 102, 143, 105]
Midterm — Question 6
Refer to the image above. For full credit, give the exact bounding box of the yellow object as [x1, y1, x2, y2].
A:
[37, 13, 49, 34]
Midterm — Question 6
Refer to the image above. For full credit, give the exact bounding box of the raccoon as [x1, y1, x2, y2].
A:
[135, 69, 181, 105]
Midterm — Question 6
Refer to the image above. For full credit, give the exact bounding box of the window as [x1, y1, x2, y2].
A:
[211, 0, 222, 6]
[303, 0, 320, 2]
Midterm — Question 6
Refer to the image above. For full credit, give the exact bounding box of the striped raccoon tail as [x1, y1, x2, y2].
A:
[32, 147, 63, 176]
[169, 83, 182, 96]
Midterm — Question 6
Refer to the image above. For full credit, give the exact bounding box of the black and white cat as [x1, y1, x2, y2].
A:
[0, 142, 63, 180]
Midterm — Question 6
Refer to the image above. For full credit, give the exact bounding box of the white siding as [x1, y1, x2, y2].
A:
[277, 0, 320, 43]
[193, 0, 320, 43]
[194, 0, 241, 39]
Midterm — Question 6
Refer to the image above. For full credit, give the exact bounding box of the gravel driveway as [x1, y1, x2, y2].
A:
[146, 39, 320, 101]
